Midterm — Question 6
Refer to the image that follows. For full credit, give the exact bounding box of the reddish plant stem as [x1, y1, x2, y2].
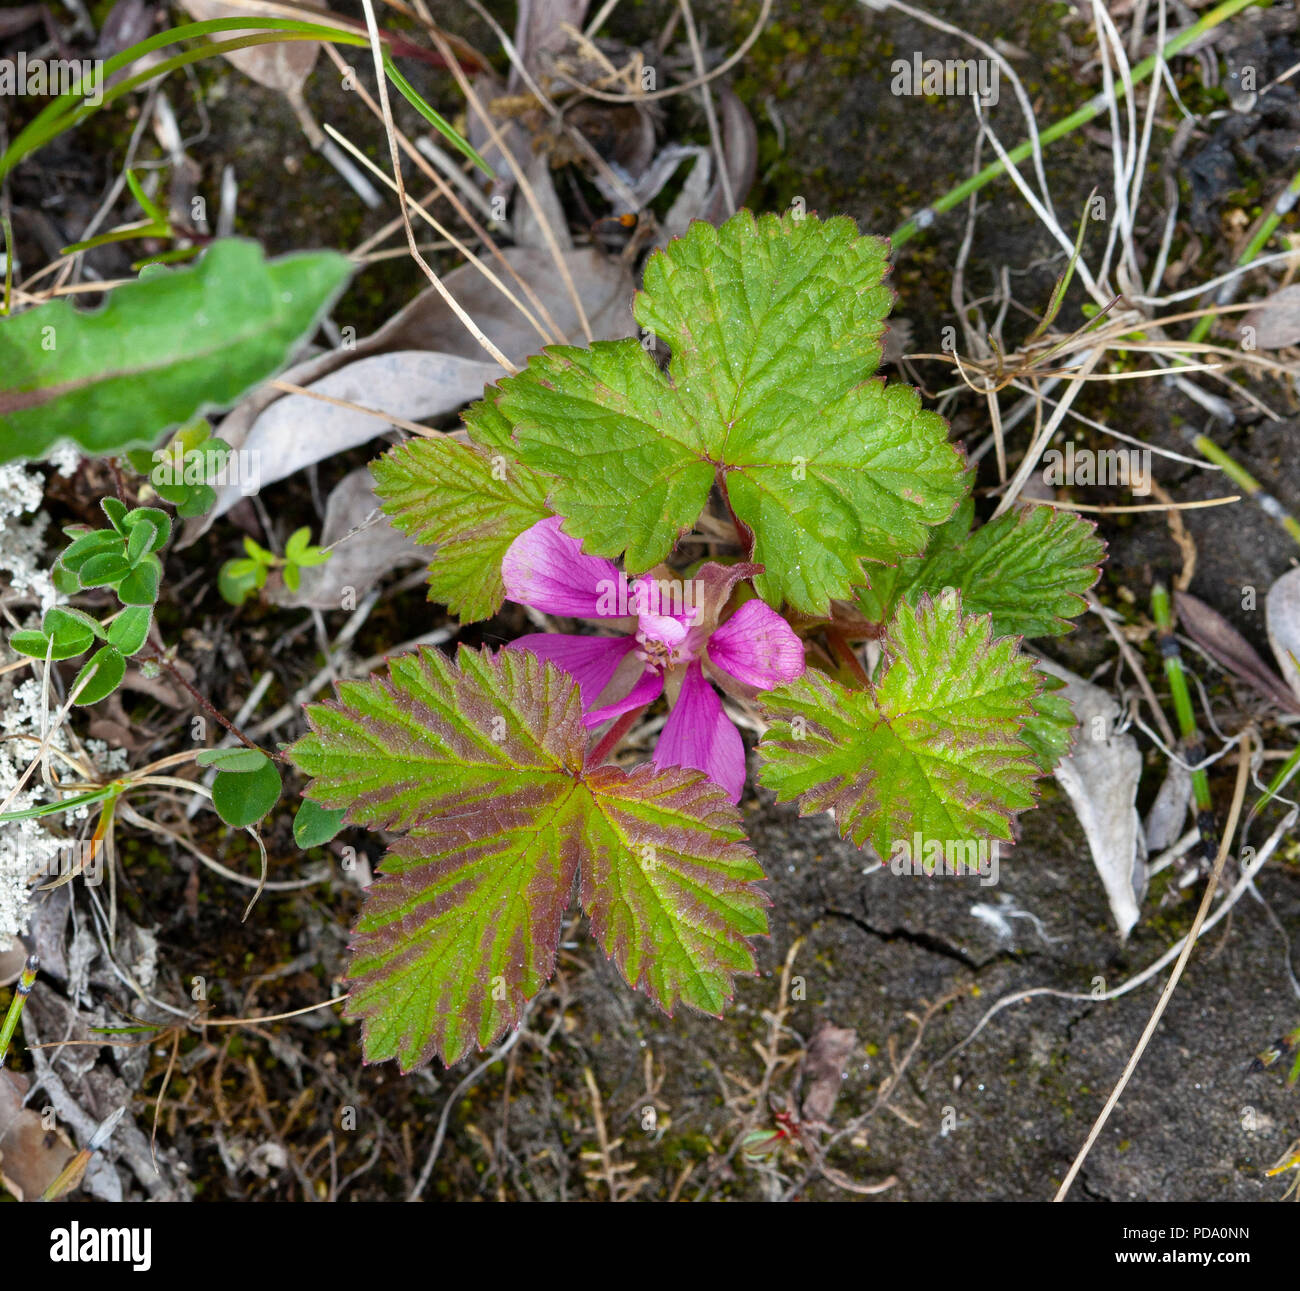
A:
[143, 649, 279, 761]
[827, 629, 870, 688]
[587, 704, 651, 767]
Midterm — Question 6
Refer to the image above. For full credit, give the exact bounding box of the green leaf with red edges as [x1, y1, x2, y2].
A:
[370, 401, 551, 623]
[496, 212, 965, 615]
[757, 589, 1048, 855]
[286, 646, 766, 1069]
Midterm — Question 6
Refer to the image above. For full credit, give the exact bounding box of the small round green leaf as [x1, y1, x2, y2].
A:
[106, 606, 152, 656]
[176, 483, 217, 518]
[212, 760, 281, 827]
[71, 646, 126, 705]
[101, 497, 129, 535]
[51, 560, 82, 596]
[79, 551, 131, 587]
[196, 746, 270, 772]
[9, 630, 53, 659]
[43, 606, 106, 642]
[218, 561, 259, 606]
[116, 555, 162, 606]
[125, 518, 157, 567]
[293, 799, 347, 849]
[63, 530, 124, 573]
[124, 507, 171, 552]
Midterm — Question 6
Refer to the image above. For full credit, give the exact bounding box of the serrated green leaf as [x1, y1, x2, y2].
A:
[196, 746, 270, 772]
[0, 240, 352, 463]
[857, 503, 1104, 639]
[71, 646, 126, 705]
[212, 759, 281, 827]
[498, 212, 965, 614]
[293, 799, 348, 849]
[757, 590, 1044, 855]
[287, 646, 765, 1069]
[1019, 669, 1077, 773]
[371, 401, 551, 623]
[105, 606, 152, 656]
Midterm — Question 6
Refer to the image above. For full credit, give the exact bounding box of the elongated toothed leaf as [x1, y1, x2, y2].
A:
[757, 590, 1045, 855]
[497, 212, 965, 615]
[286, 646, 766, 1070]
[0, 239, 352, 463]
[371, 401, 551, 623]
[857, 502, 1104, 639]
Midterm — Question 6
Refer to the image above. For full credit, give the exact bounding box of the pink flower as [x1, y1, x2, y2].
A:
[502, 517, 805, 801]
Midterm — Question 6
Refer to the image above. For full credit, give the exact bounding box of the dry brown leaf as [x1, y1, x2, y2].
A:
[1175, 589, 1300, 713]
[1266, 567, 1300, 703]
[1241, 284, 1300, 350]
[800, 1021, 857, 1126]
[1039, 659, 1147, 939]
[0, 1070, 77, 1202]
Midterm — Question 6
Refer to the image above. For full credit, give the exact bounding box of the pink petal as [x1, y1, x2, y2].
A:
[706, 599, 805, 690]
[508, 633, 636, 707]
[502, 517, 625, 618]
[583, 664, 663, 728]
[653, 661, 746, 801]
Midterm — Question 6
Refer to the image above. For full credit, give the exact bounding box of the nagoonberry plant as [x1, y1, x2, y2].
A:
[285, 211, 1105, 1070]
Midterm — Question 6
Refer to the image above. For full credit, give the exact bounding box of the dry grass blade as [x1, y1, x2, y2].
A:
[1053, 728, 1254, 1201]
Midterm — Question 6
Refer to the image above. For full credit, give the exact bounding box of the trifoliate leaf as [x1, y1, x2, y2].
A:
[497, 212, 965, 614]
[287, 646, 765, 1069]
[856, 503, 1104, 639]
[212, 759, 282, 827]
[371, 401, 551, 623]
[116, 554, 162, 606]
[757, 590, 1044, 855]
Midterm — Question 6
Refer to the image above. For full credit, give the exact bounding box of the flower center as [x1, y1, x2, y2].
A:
[633, 600, 701, 672]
